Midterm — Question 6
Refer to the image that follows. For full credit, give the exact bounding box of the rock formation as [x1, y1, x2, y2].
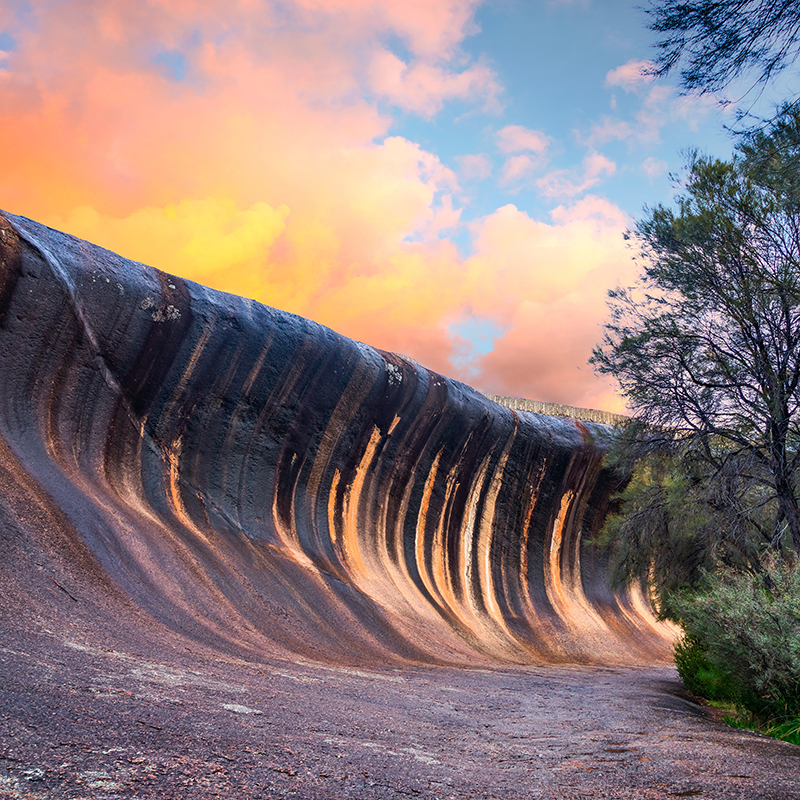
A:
[0, 210, 672, 666]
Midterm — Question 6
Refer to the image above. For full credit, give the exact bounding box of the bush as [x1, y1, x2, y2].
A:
[671, 558, 800, 725]
[673, 634, 737, 703]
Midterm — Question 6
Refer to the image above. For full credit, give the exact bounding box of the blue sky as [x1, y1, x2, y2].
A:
[421, 0, 735, 223]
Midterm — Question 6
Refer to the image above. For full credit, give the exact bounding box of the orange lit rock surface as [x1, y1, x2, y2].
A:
[0, 210, 670, 667]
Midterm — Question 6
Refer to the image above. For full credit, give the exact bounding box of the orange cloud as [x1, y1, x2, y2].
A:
[61, 198, 291, 303]
[0, 0, 632, 412]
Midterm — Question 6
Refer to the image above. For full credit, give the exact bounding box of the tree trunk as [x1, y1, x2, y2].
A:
[767, 407, 800, 551]
[773, 469, 800, 551]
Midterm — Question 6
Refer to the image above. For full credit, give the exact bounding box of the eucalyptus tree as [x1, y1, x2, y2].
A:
[592, 110, 800, 553]
[646, 0, 800, 100]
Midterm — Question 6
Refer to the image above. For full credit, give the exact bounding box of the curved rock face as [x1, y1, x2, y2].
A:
[0, 211, 672, 666]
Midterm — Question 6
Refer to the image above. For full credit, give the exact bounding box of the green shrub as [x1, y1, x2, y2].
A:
[670, 558, 800, 725]
[673, 633, 738, 702]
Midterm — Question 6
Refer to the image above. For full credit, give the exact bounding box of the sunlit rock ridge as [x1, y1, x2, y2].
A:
[0, 211, 671, 666]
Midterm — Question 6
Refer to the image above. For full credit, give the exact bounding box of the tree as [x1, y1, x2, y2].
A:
[591, 109, 800, 553]
[646, 0, 800, 99]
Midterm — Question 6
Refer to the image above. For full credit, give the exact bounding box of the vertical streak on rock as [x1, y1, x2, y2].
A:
[562, 447, 612, 632]
[460, 452, 490, 627]
[478, 444, 513, 640]
[328, 468, 342, 561]
[509, 460, 552, 652]
[415, 450, 443, 608]
[166, 436, 189, 529]
[341, 424, 382, 581]
[378, 446, 422, 617]
[301, 345, 377, 572]
[433, 465, 465, 633]
[548, 488, 575, 621]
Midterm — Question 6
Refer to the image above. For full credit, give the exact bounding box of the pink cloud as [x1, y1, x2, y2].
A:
[417, 193, 462, 241]
[369, 49, 502, 117]
[589, 67, 725, 148]
[477, 300, 627, 412]
[605, 59, 656, 92]
[465, 197, 636, 410]
[499, 154, 543, 186]
[584, 116, 634, 147]
[494, 125, 550, 187]
[456, 153, 492, 181]
[536, 152, 616, 199]
[293, 0, 482, 57]
[495, 124, 549, 154]
[641, 156, 668, 180]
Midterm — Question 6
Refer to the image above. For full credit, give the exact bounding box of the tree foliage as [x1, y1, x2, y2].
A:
[646, 0, 800, 98]
[598, 427, 774, 617]
[591, 110, 800, 553]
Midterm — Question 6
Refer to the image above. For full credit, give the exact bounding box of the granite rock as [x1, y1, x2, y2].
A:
[0, 210, 672, 666]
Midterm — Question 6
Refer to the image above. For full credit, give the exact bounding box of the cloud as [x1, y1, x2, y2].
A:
[667, 91, 724, 130]
[448, 312, 509, 377]
[641, 156, 668, 180]
[605, 58, 656, 92]
[478, 298, 626, 412]
[587, 61, 725, 148]
[0, 31, 15, 71]
[55, 134, 461, 308]
[369, 49, 502, 117]
[294, 0, 483, 58]
[495, 124, 549, 155]
[536, 152, 616, 199]
[411, 192, 463, 242]
[585, 116, 634, 146]
[464, 197, 636, 411]
[586, 87, 722, 147]
[60, 197, 290, 300]
[498, 154, 540, 186]
[494, 125, 550, 186]
[456, 153, 492, 181]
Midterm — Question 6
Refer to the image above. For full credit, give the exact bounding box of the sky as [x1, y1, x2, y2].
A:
[0, 0, 780, 412]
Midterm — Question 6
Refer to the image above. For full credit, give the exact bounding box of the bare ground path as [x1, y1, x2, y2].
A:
[1, 626, 799, 800]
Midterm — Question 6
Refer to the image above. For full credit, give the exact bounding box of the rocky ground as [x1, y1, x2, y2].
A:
[1, 624, 799, 800]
